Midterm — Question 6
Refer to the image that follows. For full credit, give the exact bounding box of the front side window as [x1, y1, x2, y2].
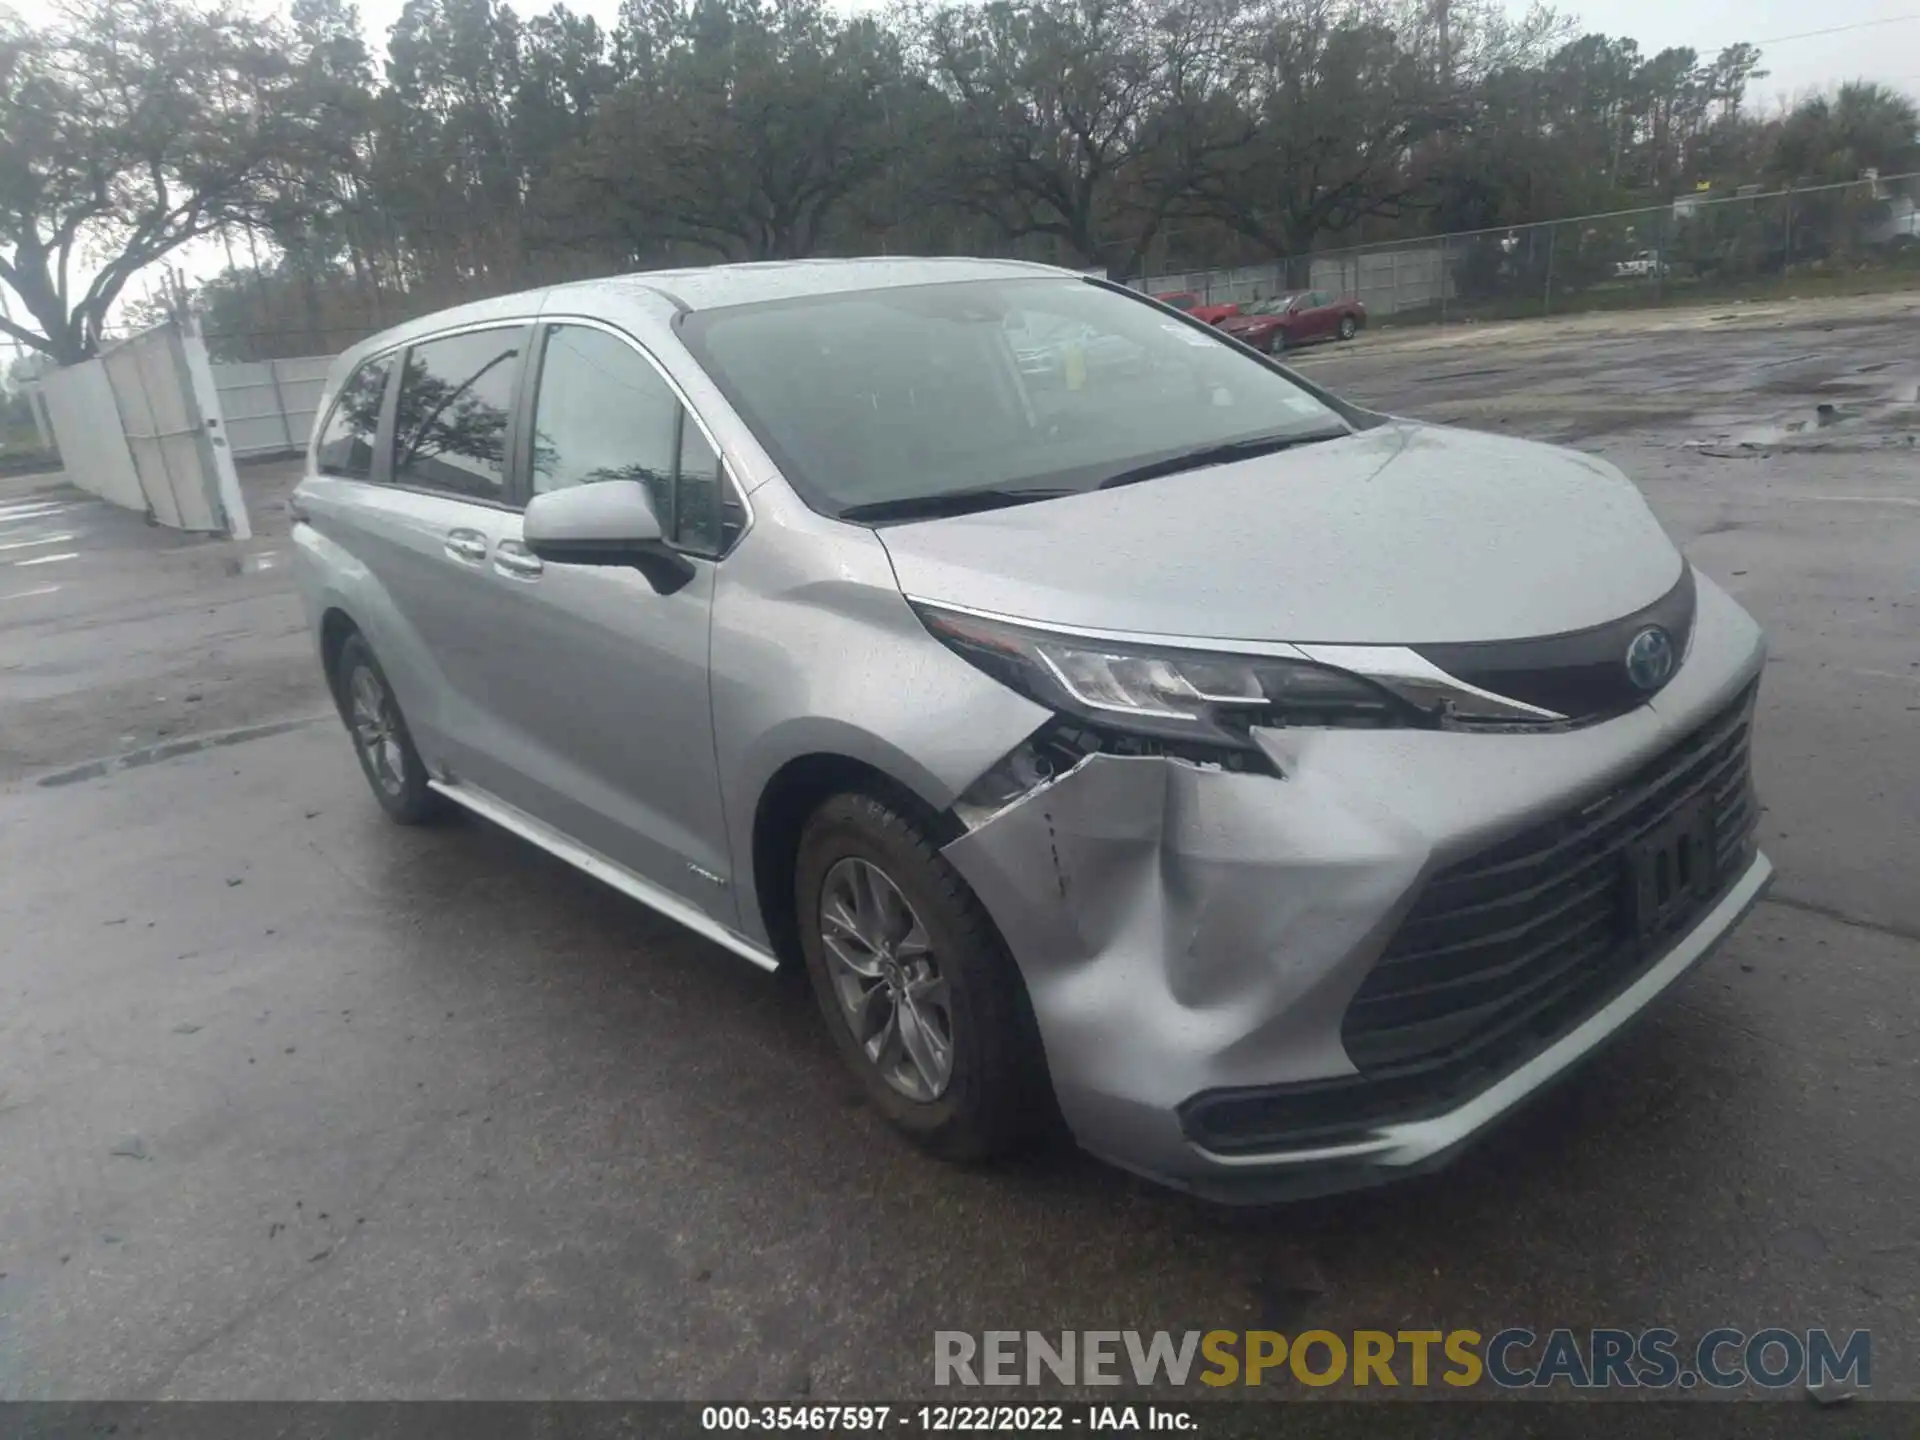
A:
[391, 327, 524, 501]
[530, 323, 741, 554]
[314, 355, 391, 478]
[679, 278, 1348, 520]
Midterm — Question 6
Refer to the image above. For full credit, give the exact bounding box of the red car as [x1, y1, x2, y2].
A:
[1217, 291, 1366, 352]
[1153, 290, 1241, 325]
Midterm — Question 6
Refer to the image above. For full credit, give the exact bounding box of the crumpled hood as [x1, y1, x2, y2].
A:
[876, 422, 1683, 645]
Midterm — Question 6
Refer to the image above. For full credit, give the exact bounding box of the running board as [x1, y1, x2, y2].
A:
[428, 779, 781, 973]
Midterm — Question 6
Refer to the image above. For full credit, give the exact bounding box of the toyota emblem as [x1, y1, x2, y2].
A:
[1625, 626, 1676, 691]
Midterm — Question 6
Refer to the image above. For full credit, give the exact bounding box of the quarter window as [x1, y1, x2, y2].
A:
[530, 323, 743, 554]
[314, 356, 391, 478]
[675, 418, 746, 557]
[391, 327, 524, 501]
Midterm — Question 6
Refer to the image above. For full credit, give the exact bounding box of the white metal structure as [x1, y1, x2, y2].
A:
[38, 319, 250, 537]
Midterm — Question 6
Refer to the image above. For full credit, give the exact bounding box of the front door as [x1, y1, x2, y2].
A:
[1298, 292, 1337, 341]
[475, 320, 738, 920]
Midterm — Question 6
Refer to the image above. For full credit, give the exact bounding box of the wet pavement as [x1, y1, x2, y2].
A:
[1, 299, 1916, 1403]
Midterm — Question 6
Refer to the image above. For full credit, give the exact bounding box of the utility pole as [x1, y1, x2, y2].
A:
[1433, 0, 1451, 87]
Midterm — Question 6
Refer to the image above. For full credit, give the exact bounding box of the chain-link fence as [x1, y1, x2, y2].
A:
[171, 172, 1920, 362]
[1136, 172, 1920, 324]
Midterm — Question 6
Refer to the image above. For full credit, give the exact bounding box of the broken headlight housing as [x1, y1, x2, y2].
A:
[915, 603, 1428, 757]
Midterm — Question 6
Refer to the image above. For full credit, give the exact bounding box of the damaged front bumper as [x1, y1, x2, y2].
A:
[939, 574, 1773, 1203]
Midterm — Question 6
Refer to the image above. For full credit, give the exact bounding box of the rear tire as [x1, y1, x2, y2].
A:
[795, 790, 1050, 1160]
[334, 632, 443, 825]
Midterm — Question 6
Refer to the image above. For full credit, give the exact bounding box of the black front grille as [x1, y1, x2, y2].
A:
[1179, 683, 1760, 1157]
[1341, 682, 1759, 1079]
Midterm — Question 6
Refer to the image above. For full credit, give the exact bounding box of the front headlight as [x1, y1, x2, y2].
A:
[914, 603, 1425, 753]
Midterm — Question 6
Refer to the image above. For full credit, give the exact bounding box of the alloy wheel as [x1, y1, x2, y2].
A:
[818, 856, 955, 1102]
[348, 664, 407, 797]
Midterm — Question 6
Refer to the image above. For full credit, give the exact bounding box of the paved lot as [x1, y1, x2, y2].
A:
[1, 296, 1916, 1404]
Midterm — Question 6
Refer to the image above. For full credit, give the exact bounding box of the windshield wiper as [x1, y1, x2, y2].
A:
[1095, 428, 1349, 491]
[836, 487, 1076, 523]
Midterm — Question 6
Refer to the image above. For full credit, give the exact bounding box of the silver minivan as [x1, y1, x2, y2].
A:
[291, 258, 1772, 1201]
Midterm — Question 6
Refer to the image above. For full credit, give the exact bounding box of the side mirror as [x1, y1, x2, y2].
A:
[523, 479, 695, 594]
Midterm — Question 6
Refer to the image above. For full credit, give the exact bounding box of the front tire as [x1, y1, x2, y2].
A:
[334, 633, 442, 825]
[795, 791, 1050, 1160]
[1337, 315, 1358, 341]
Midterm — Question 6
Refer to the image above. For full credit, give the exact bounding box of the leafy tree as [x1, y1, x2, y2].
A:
[572, 0, 908, 261]
[0, 0, 337, 362]
[1770, 83, 1920, 184]
[5, 0, 1829, 349]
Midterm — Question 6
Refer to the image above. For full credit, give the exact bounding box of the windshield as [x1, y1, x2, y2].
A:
[1247, 296, 1300, 316]
[678, 278, 1348, 520]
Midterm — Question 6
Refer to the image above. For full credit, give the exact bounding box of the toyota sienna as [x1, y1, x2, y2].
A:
[291, 258, 1771, 1201]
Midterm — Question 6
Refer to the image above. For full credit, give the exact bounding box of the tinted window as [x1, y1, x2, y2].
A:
[391, 328, 523, 500]
[680, 279, 1344, 518]
[315, 356, 390, 478]
[675, 419, 745, 557]
[531, 323, 742, 554]
[529, 325, 679, 528]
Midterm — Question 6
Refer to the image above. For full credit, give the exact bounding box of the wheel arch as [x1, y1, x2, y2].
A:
[750, 749, 966, 971]
[319, 606, 362, 714]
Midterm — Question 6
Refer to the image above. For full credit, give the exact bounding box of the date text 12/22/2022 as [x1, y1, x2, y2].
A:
[700, 1406, 1194, 1432]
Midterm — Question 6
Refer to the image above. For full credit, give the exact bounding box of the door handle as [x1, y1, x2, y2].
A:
[444, 529, 488, 565]
[492, 539, 544, 580]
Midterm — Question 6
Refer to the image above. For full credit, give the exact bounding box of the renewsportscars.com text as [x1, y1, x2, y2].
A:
[933, 1328, 1871, 1391]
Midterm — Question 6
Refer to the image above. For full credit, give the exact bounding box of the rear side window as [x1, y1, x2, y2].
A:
[314, 356, 390, 478]
[391, 327, 525, 501]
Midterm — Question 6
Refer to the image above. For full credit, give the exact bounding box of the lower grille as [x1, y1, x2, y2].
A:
[1344, 681, 1758, 1076]
[1180, 682, 1760, 1156]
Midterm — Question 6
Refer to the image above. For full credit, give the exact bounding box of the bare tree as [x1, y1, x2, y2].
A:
[1180, 0, 1448, 273]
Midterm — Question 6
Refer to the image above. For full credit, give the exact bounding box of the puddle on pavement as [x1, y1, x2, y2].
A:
[1688, 369, 1920, 455]
[222, 549, 283, 577]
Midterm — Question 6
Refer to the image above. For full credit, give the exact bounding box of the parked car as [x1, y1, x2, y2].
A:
[1152, 289, 1240, 325]
[1218, 291, 1366, 351]
[293, 258, 1771, 1202]
[1613, 250, 1669, 279]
